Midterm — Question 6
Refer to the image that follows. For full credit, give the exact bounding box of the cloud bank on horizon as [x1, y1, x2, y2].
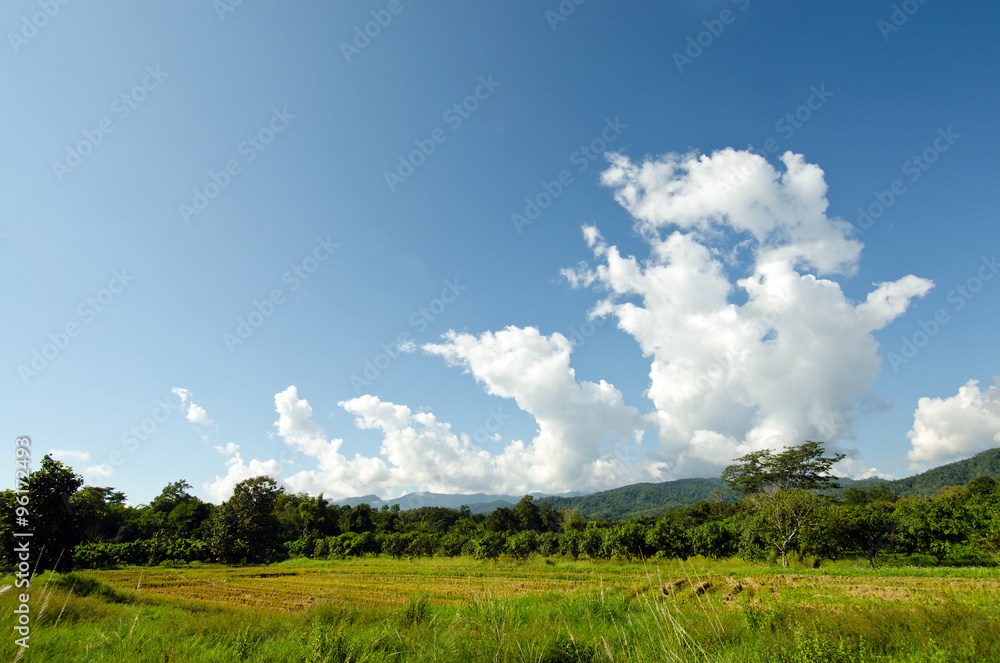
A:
[195, 148, 996, 502]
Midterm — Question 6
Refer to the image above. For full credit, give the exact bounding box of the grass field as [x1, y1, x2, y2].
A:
[3, 556, 999, 662]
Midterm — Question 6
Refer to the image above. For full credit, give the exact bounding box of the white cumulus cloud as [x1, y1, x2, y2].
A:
[906, 378, 1000, 464]
[271, 327, 654, 499]
[83, 464, 113, 479]
[562, 149, 933, 477]
[48, 449, 90, 463]
[423, 326, 653, 492]
[171, 387, 215, 428]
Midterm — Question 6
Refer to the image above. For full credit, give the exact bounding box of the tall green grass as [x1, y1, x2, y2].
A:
[1, 557, 998, 662]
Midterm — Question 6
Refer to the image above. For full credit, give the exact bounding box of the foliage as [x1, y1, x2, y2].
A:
[20, 454, 84, 572]
[742, 489, 822, 567]
[8, 448, 1000, 573]
[541, 477, 730, 520]
[888, 447, 1000, 497]
[722, 441, 845, 496]
[210, 476, 286, 564]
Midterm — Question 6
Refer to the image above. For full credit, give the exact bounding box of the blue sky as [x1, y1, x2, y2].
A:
[3, 1, 999, 504]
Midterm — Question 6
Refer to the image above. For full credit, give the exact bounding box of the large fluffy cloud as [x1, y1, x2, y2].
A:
[907, 378, 1000, 464]
[272, 326, 651, 498]
[563, 149, 933, 476]
[424, 326, 652, 491]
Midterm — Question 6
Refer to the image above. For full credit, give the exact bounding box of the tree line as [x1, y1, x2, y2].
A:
[2, 443, 998, 573]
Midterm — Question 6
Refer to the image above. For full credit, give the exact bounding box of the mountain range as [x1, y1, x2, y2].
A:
[336, 447, 1000, 520]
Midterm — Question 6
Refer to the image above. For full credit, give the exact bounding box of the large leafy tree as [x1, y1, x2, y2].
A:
[71, 486, 128, 543]
[724, 442, 844, 567]
[210, 476, 285, 564]
[722, 441, 845, 496]
[893, 488, 968, 564]
[22, 455, 84, 572]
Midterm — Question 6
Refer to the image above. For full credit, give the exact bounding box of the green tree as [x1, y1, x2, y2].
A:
[71, 486, 128, 543]
[514, 495, 543, 532]
[845, 501, 898, 568]
[22, 455, 84, 572]
[645, 516, 692, 559]
[210, 476, 284, 564]
[742, 489, 822, 567]
[505, 530, 539, 560]
[150, 480, 194, 514]
[485, 506, 518, 532]
[341, 503, 375, 534]
[689, 520, 736, 560]
[893, 490, 967, 564]
[561, 508, 586, 533]
[722, 441, 845, 496]
[473, 531, 506, 562]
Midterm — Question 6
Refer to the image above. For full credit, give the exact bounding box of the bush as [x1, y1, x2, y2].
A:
[540, 635, 597, 663]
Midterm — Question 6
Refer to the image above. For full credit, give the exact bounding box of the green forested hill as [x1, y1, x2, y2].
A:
[538, 478, 729, 520]
[886, 447, 1000, 497]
